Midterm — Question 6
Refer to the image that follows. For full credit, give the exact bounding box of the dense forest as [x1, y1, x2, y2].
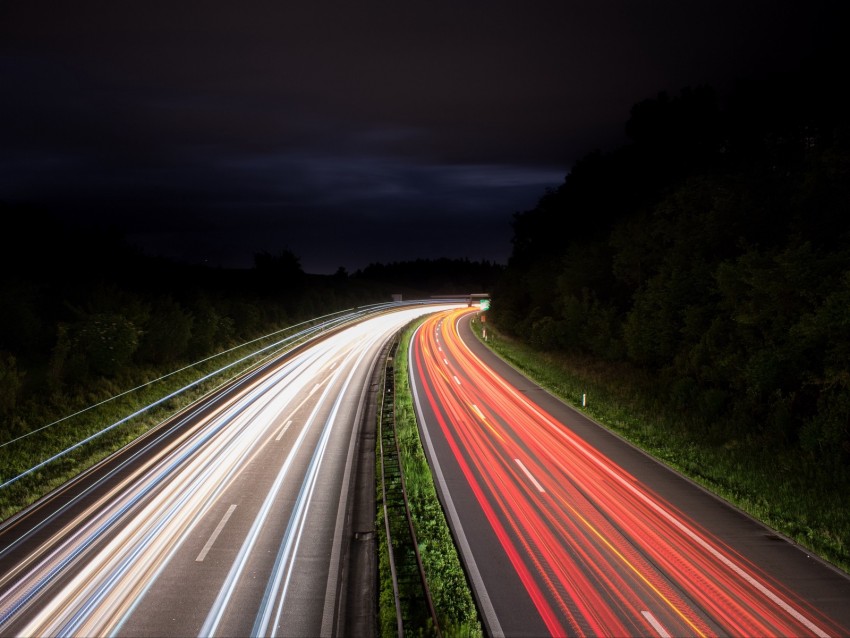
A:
[0, 214, 499, 443]
[492, 55, 850, 480]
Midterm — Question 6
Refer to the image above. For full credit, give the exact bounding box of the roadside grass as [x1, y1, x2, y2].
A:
[0, 325, 316, 522]
[471, 320, 850, 576]
[378, 321, 482, 637]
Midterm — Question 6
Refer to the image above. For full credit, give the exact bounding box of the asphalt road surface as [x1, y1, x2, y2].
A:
[0, 303, 460, 637]
[410, 307, 850, 638]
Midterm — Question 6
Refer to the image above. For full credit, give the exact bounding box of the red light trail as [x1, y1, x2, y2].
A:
[412, 307, 844, 637]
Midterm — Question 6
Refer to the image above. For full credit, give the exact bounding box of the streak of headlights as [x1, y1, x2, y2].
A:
[1, 304, 461, 637]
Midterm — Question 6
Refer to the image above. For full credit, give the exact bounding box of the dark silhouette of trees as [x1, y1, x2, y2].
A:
[253, 249, 305, 290]
[354, 257, 504, 296]
[493, 58, 850, 475]
[0, 207, 505, 439]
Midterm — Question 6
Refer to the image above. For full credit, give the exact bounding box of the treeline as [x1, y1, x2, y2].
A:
[0, 211, 497, 441]
[493, 57, 850, 478]
[354, 257, 503, 295]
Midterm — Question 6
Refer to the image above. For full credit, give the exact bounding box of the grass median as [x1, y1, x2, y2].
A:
[377, 319, 482, 637]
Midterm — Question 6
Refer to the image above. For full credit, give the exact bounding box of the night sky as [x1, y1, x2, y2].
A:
[1, 1, 842, 274]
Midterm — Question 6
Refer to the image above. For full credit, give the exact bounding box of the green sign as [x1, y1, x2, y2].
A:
[480, 299, 491, 311]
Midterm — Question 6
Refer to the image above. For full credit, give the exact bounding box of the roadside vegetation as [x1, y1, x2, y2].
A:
[5, 46, 849, 629]
[377, 321, 482, 638]
[0, 320, 330, 520]
[0, 216, 499, 523]
[471, 320, 850, 574]
[490, 57, 850, 574]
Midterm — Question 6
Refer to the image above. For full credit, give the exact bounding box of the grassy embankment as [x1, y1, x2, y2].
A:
[0, 324, 319, 522]
[377, 320, 482, 638]
[471, 320, 850, 575]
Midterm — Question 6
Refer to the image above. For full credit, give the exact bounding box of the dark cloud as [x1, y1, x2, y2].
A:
[1, 1, 843, 273]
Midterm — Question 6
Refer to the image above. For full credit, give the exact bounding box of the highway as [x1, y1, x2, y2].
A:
[0, 303, 460, 637]
[410, 307, 850, 637]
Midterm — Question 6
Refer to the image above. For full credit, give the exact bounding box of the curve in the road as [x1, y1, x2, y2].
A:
[411, 307, 850, 638]
[0, 304, 462, 637]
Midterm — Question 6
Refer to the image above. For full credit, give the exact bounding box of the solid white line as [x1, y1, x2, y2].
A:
[409, 326, 505, 638]
[310, 383, 320, 396]
[196, 504, 237, 562]
[578, 443, 832, 636]
[275, 420, 292, 441]
[515, 458, 545, 493]
[642, 610, 671, 638]
[453, 313, 831, 638]
[320, 334, 382, 637]
[200, 370, 334, 637]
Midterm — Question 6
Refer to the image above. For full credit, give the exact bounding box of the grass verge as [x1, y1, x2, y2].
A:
[377, 321, 482, 637]
[0, 325, 317, 522]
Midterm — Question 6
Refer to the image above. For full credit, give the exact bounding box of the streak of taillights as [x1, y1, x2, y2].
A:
[413, 307, 843, 637]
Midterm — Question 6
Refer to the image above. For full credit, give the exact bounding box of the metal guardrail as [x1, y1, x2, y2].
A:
[0, 299, 449, 491]
[378, 337, 442, 637]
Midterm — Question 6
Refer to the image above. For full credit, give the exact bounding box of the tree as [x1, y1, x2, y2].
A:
[138, 298, 194, 365]
[0, 352, 23, 419]
[72, 313, 140, 378]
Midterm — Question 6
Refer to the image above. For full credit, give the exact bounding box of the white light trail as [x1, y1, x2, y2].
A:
[2, 304, 463, 637]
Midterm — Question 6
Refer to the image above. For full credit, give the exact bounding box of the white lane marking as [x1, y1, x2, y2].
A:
[642, 611, 671, 638]
[196, 505, 237, 562]
[200, 364, 341, 637]
[453, 375, 461, 385]
[515, 458, 545, 493]
[320, 357, 372, 637]
[275, 420, 292, 441]
[274, 374, 331, 443]
[443, 358, 449, 365]
[309, 383, 321, 396]
[471, 404, 485, 420]
[259, 328, 386, 638]
[453, 314, 831, 638]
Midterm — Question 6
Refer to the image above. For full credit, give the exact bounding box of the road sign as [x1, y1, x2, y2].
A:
[480, 299, 491, 311]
